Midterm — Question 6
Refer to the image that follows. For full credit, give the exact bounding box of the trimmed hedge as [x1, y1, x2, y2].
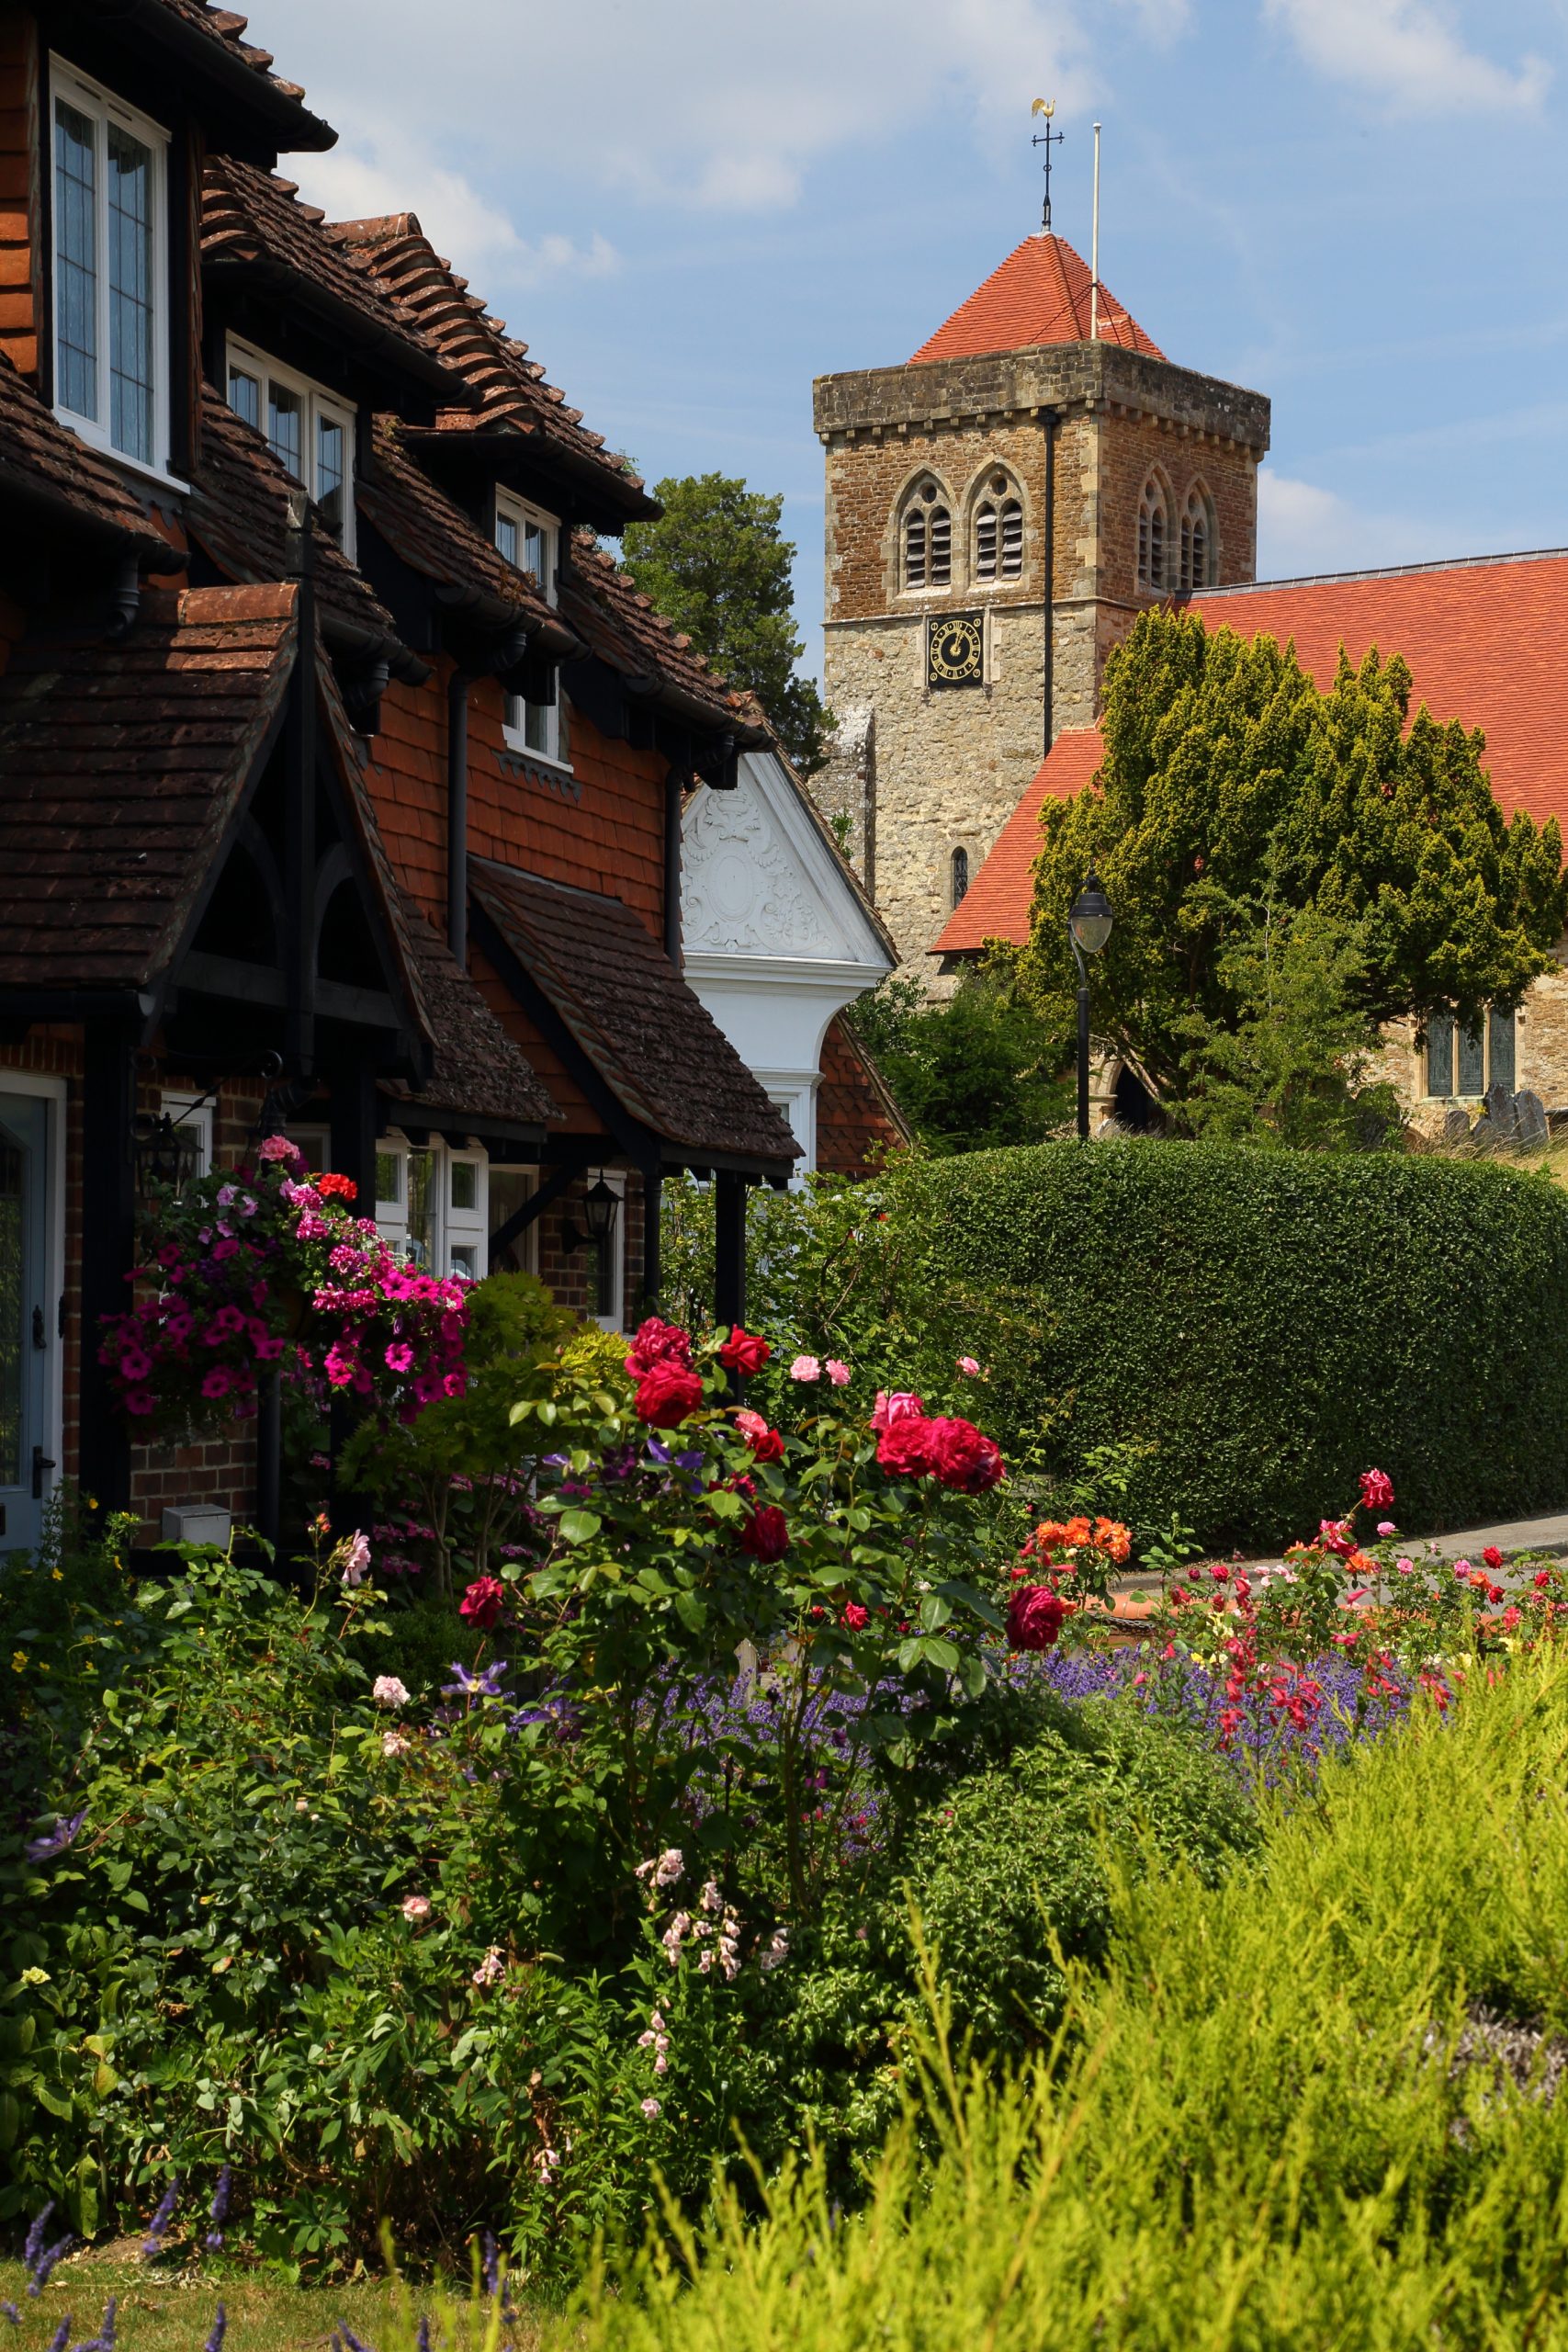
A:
[885, 1142, 1568, 1550]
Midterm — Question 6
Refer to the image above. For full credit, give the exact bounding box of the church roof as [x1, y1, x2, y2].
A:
[910, 233, 1164, 367]
[936, 547, 1568, 956]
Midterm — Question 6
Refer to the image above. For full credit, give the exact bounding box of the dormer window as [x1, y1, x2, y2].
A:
[226, 337, 355, 552]
[495, 492, 562, 764]
[902, 481, 951, 591]
[51, 62, 169, 475]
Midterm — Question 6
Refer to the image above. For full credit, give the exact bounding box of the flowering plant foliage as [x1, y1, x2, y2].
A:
[497, 1317, 1010, 1916]
[98, 1137, 470, 1440]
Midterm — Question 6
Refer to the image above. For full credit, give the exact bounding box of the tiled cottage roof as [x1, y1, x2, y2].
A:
[146, 0, 334, 150]
[359, 420, 573, 645]
[0, 352, 173, 557]
[0, 585, 299, 991]
[911, 233, 1164, 366]
[324, 215, 652, 517]
[941, 547, 1568, 954]
[187, 393, 401, 649]
[563, 537, 765, 739]
[935, 728, 1104, 954]
[200, 163, 462, 397]
[383, 899, 558, 1132]
[470, 859, 800, 1169]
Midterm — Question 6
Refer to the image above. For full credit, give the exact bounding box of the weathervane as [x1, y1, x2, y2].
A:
[1031, 98, 1062, 232]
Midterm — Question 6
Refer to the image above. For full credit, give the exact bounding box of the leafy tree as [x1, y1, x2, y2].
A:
[622, 472, 833, 774]
[1019, 610, 1568, 1116]
[848, 966, 1071, 1152]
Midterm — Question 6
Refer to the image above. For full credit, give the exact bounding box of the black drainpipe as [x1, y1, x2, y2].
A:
[664, 764, 685, 966]
[447, 662, 473, 958]
[1042, 405, 1060, 757]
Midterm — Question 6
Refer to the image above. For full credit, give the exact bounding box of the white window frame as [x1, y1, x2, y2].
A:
[225, 334, 356, 557]
[0, 1075, 66, 1521]
[160, 1091, 214, 1178]
[50, 58, 172, 481]
[374, 1133, 490, 1283]
[495, 492, 566, 766]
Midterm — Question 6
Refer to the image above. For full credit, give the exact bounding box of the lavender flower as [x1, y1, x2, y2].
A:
[25, 1809, 86, 1864]
[28, 2233, 73, 2296]
[97, 2299, 116, 2351]
[204, 2165, 231, 2251]
[141, 2177, 179, 2257]
[334, 2324, 376, 2352]
[46, 2319, 69, 2352]
[415, 2320, 432, 2352]
[203, 2307, 227, 2352]
[24, 2208, 54, 2275]
[2, 2304, 19, 2327]
[480, 2232, 501, 2298]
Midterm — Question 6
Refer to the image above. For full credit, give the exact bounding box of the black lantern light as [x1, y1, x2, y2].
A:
[561, 1175, 620, 1255]
[1066, 870, 1114, 1140]
[131, 1110, 204, 1201]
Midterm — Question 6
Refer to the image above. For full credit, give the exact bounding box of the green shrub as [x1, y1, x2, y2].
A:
[706, 1143, 1568, 1550]
[561, 1647, 1568, 2352]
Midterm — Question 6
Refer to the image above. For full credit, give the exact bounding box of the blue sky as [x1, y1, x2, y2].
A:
[255, 0, 1568, 677]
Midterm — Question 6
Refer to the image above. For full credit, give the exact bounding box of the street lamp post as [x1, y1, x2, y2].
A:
[1066, 871, 1114, 1140]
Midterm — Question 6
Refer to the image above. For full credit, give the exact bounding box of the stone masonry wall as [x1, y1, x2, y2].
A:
[817, 346, 1264, 974]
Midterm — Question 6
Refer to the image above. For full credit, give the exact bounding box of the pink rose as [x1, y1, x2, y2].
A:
[735, 1408, 784, 1464]
[956, 1356, 981, 1377]
[789, 1355, 820, 1383]
[871, 1390, 924, 1432]
[824, 1360, 851, 1386]
[400, 1894, 431, 1922]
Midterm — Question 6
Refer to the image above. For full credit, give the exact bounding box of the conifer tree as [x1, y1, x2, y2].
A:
[1019, 610, 1568, 1116]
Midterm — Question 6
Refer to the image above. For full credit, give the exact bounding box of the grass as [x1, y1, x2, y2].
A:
[0, 2256, 544, 2352]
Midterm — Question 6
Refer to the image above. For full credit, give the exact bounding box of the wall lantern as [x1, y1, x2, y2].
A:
[562, 1175, 620, 1255]
[131, 1110, 204, 1202]
[1066, 870, 1114, 1141]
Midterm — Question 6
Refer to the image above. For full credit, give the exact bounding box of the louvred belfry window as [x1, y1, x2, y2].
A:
[1180, 490, 1213, 592]
[903, 481, 950, 589]
[1137, 479, 1169, 591]
[1000, 498, 1022, 576]
[975, 474, 1022, 583]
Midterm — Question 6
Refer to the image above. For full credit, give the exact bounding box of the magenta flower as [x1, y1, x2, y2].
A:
[384, 1341, 415, 1373]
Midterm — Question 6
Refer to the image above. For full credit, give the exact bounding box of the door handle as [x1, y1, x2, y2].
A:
[31, 1445, 56, 1499]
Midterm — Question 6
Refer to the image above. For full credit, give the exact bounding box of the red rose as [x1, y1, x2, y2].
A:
[841, 1601, 869, 1631]
[877, 1414, 934, 1478]
[1483, 1544, 1504, 1572]
[718, 1325, 772, 1375]
[735, 1408, 784, 1463]
[1318, 1519, 1356, 1561]
[1359, 1468, 1395, 1515]
[625, 1317, 693, 1377]
[459, 1576, 505, 1630]
[739, 1504, 789, 1562]
[635, 1361, 704, 1428]
[926, 1415, 1004, 1494]
[1006, 1585, 1073, 1652]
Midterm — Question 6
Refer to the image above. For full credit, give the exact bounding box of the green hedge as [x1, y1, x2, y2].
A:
[884, 1142, 1568, 1550]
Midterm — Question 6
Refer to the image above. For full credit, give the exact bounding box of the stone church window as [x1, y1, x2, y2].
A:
[974, 475, 1023, 582]
[1137, 478, 1169, 590]
[903, 481, 951, 589]
[1180, 488, 1213, 591]
[951, 846, 970, 907]
[1425, 1005, 1516, 1098]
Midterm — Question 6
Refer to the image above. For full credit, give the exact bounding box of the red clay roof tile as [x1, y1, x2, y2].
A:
[0, 351, 172, 555]
[910, 233, 1163, 367]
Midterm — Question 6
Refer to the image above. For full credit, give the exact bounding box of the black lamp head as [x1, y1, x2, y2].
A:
[1067, 870, 1114, 956]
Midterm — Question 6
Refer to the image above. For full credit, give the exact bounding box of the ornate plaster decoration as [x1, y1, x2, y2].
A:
[683, 772, 835, 954]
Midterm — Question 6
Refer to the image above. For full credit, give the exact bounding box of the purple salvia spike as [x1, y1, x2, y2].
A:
[414, 2320, 431, 2352]
[30, 2235, 74, 2296]
[46, 2319, 70, 2352]
[202, 2305, 227, 2352]
[24, 2207, 54, 2274]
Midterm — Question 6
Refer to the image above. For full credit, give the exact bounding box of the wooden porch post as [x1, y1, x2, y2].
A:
[713, 1170, 747, 1332]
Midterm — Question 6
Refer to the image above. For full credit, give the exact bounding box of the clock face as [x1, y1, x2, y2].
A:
[928, 614, 984, 688]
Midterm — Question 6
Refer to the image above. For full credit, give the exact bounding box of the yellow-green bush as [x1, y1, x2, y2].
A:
[554, 1649, 1568, 2350]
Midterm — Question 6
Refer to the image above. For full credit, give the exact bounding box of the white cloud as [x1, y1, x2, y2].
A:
[1257, 469, 1459, 576]
[258, 0, 1094, 221]
[1263, 0, 1549, 114]
[294, 139, 619, 283]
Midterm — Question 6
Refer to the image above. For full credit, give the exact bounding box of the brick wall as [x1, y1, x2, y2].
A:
[0, 7, 39, 381]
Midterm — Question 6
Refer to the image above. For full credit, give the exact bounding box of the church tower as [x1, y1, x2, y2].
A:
[811, 231, 1270, 972]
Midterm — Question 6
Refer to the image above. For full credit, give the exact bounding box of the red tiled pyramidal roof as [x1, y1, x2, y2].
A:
[910, 233, 1164, 367]
[938, 547, 1568, 956]
[936, 728, 1104, 955]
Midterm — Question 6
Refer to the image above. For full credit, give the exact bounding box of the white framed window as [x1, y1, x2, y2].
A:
[495, 492, 563, 764]
[374, 1135, 490, 1281]
[51, 59, 170, 476]
[225, 334, 355, 552]
[160, 1091, 214, 1178]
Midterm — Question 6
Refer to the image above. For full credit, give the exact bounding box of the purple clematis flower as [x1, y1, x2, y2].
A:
[25, 1811, 85, 1864]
